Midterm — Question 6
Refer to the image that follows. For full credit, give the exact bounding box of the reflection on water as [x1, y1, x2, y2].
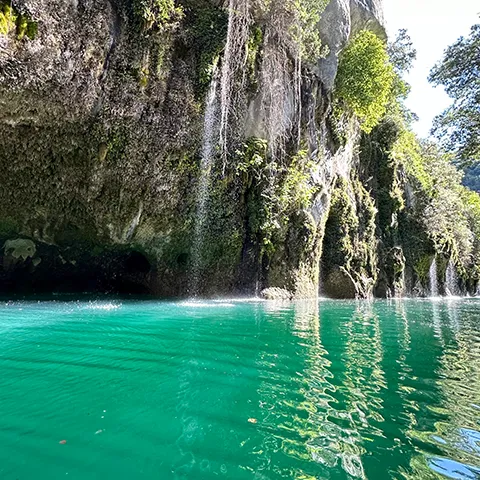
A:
[0, 298, 479, 479]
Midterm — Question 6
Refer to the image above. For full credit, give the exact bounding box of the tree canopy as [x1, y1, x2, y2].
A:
[429, 22, 480, 165]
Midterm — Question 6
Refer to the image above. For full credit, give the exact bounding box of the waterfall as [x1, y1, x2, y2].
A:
[429, 256, 438, 297]
[445, 259, 459, 297]
[189, 75, 219, 297]
[189, 0, 251, 295]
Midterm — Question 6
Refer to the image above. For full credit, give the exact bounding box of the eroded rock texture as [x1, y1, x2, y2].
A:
[1, 0, 428, 298]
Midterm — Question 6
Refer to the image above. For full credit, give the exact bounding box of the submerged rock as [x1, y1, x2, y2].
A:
[323, 267, 357, 300]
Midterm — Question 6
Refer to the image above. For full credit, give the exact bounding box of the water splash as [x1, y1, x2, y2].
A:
[429, 256, 439, 297]
[190, 75, 220, 296]
[446, 259, 459, 297]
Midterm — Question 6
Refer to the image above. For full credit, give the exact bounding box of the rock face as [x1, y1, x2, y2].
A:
[317, 0, 385, 89]
[0, 0, 455, 298]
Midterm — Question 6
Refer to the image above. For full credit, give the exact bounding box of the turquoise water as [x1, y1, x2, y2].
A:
[0, 298, 479, 479]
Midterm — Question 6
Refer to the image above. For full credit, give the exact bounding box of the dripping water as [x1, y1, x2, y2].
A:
[189, 74, 220, 297]
[445, 259, 459, 297]
[429, 256, 438, 298]
[218, 0, 252, 166]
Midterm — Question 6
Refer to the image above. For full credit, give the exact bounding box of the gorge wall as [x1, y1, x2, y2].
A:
[0, 0, 477, 297]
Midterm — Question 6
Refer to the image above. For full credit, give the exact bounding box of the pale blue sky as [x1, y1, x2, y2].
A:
[383, 0, 479, 137]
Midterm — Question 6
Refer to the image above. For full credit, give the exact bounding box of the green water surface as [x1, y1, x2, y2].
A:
[0, 298, 479, 479]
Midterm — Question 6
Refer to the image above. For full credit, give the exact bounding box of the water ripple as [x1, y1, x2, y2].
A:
[0, 299, 479, 479]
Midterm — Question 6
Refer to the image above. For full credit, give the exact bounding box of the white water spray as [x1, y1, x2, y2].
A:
[429, 256, 438, 297]
[445, 259, 459, 297]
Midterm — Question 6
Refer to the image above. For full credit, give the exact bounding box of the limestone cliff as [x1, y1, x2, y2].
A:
[0, 0, 474, 297]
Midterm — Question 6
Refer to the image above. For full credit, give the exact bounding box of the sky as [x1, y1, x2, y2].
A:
[383, 0, 479, 138]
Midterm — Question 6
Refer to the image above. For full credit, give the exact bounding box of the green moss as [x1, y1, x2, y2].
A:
[323, 176, 378, 296]
[413, 255, 433, 284]
[0, 3, 37, 40]
[183, 4, 228, 93]
[138, 66, 150, 88]
[235, 138, 271, 247]
[15, 13, 27, 38]
[133, 0, 183, 31]
[0, 3, 17, 35]
[279, 150, 317, 214]
[0, 217, 18, 236]
[25, 18, 37, 39]
[246, 25, 263, 89]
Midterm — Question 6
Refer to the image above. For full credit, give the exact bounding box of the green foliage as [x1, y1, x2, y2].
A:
[388, 29, 417, 75]
[138, 66, 150, 89]
[387, 29, 418, 125]
[133, 0, 183, 31]
[290, 0, 329, 63]
[336, 30, 395, 133]
[414, 255, 433, 284]
[463, 162, 480, 192]
[391, 128, 480, 273]
[25, 18, 37, 39]
[235, 138, 274, 252]
[323, 177, 378, 293]
[246, 26, 263, 88]
[183, 4, 228, 93]
[0, 3, 16, 35]
[235, 138, 317, 257]
[429, 23, 480, 165]
[258, 0, 328, 63]
[279, 151, 317, 212]
[0, 2, 36, 39]
[392, 129, 432, 191]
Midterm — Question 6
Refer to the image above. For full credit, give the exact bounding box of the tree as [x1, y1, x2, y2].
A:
[429, 22, 480, 165]
[388, 28, 417, 75]
[336, 30, 395, 133]
[387, 29, 418, 125]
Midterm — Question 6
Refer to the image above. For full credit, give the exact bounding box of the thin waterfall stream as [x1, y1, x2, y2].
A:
[429, 256, 438, 297]
[446, 258, 460, 296]
[189, 1, 251, 295]
[189, 75, 219, 296]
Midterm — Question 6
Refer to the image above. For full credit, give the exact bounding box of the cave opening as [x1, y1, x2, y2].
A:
[0, 245, 153, 297]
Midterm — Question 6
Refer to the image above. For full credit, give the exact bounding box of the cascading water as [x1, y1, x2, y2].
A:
[445, 259, 459, 297]
[189, 74, 219, 296]
[190, 1, 252, 295]
[429, 256, 438, 297]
